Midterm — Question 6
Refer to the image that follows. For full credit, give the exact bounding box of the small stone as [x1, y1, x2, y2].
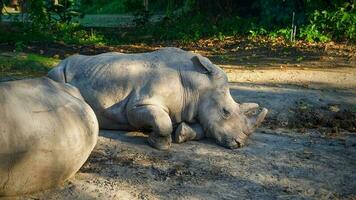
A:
[329, 105, 340, 112]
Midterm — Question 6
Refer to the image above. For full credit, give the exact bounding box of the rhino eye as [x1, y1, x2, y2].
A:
[221, 107, 231, 119]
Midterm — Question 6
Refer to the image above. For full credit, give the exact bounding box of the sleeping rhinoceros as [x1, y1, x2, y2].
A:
[48, 47, 267, 150]
[0, 77, 98, 196]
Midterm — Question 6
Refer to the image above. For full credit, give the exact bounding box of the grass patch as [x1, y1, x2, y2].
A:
[0, 52, 60, 79]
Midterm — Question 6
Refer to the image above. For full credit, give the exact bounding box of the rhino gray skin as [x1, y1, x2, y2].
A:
[0, 77, 98, 196]
[48, 47, 267, 150]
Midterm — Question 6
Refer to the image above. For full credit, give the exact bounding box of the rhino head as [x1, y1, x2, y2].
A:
[192, 55, 268, 149]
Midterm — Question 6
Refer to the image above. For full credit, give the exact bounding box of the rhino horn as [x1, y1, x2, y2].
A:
[248, 108, 268, 134]
[240, 103, 259, 113]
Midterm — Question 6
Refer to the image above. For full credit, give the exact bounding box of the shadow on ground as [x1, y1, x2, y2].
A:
[24, 128, 355, 200]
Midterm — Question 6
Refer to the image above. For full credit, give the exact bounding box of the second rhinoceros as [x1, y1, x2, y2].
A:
[0, 77, 98, 196]
[48, 47, 267, 150]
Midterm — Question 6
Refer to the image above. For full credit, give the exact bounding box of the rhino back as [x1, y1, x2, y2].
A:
[0, 77, 98, 196]
[60, 50, 184, 117]
[64, 53, 155, 108]
[55, 48, 215, 125]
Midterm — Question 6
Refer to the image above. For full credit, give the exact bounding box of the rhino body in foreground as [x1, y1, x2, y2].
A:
[48, 47, 267, 150]
[0, 77, 98, 196]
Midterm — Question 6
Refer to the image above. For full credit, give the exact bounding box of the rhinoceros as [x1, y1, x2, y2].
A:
[0, 77, 98, 196]
[48, 47, 267, 150]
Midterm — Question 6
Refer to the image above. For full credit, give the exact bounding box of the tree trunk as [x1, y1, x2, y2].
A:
[143, 0, 148, 11]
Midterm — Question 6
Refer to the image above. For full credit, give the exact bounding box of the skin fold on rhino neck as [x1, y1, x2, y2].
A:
[178, 69, 201, 123]
[196, 90, 221, 138]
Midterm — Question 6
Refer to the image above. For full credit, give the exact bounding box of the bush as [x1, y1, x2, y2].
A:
[300, 4, 355, 42]
[55, 23, 105, 45]
[1, 0, 355, 45]
[136, 14, 253, 42]
[80, 0, 126, 14]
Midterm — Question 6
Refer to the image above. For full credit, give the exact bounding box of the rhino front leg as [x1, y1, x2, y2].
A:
[174, 122, 205, 143]
[127, 105, 172, 150]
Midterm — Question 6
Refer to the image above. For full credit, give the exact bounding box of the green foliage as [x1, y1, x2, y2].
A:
[137, 14, 253, 43]
[27, 0, 80, 27]
[300, 4, 355, 42]
[253, 0, 305, 28]
[249, 28, 267, 38]
[0, 22, 105, 45]
[54, 23, 105, 44]
[133, 9, 152, 26]
[27, 0, 51, 30]
[46, 0, 81, 23]
[268, 28, 291, 39]
[123, 0, 355, 43]
[20, 0, 81, 41]
[1, 0, 355, 45]
[0, 0, 105, 45]
[80, 0, 126, 14]
[123, 0, 145, 12]
[299, 24, 331, 42]
[14, 41, 25, 52]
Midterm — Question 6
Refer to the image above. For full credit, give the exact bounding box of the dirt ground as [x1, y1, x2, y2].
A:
[1, 39, 355, 199]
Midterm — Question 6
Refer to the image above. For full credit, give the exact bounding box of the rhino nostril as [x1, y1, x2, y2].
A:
[228, 139, 241, 149]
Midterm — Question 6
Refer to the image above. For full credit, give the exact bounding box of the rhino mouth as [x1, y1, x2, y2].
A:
[226, 138, 242, 149]
[215, 134, 248, 149]
[203, 121, 247, 149]
[200, 107, 268, 149]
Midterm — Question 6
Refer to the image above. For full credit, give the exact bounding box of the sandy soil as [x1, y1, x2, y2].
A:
[0, 41, 355, 200]
[4, 127, 353, 200]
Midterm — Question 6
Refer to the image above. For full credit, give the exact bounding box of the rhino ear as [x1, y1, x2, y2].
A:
[192, 55, 214, 74]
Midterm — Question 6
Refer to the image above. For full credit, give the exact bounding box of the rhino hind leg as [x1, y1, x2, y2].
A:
[174, 122, 205, 143]
[127, 104, 173, 150]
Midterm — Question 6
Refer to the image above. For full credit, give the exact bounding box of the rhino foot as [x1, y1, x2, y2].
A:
[174, 123, 194, 143]
[147, 134, 172, 150]
[174, 122, 205, 143]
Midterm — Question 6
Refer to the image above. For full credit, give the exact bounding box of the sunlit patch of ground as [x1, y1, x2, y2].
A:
[0, 52, 60, 80]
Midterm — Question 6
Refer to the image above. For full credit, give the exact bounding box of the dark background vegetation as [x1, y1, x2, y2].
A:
[0, 0, 355, 45]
